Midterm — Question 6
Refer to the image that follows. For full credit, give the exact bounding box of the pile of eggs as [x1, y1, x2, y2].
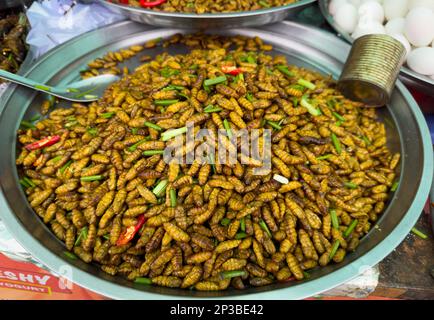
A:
[329, 0, 434, 79]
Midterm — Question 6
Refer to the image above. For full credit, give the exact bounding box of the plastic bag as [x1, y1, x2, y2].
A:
[26, 0, 125, 58]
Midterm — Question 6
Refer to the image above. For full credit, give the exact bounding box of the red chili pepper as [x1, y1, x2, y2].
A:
[221, 65, 243, 76]
[120, 0, 129, 4]
[24, 135, 61, 151]
[116, 214, 146, 246]
[139, 0, 166, 8]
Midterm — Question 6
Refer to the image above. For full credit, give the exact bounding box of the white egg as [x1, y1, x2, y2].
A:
[348, 0, 361, 7]
[352, 16, 386, 39]
[390, 33, 412, 57]
[405, 7, 434, 46]
[358, 1, 385, 22]
[408, 0, 434, 11]
[385, 18, 406, 35]
[407, 47, 434, 75]
[334, 3, 359, 33]
[383, 0, 409, 20]
[329, 0, 348, 15]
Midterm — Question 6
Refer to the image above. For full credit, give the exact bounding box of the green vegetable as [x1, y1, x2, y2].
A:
[144, 121, 163, 131]
[246, 92, 254, 102]
[161, 126, 188, 141]
[87, 127, 98, 136]
[131, 128, 139, 135]
[220, 218, 231, 226]
[361, 135, 371, 146]
[240, 218, 245, 232]
[101, 112, 115, 119]
[344, 220, 358, 238]
[330, 209, 339, 230]
[220, 270, 248, 279]
[331, 133, 342, 154]
[19, 179, 30, 188]
[300, 96, 321, 116]
[297, 79, 316, 90]
[332, 112, 345, 122]
[135, 277, 152, 285]
[411, 227, 427, 240]
[143, 150, 164, 156]
[128, 139, 148, 152]
[20, 120, 36, 129]
[30, 115, 41, 122]
[316, 154, 332, 161]
[162, 85, 185, 91]
[329, 240, 340, 261]
[223, 119, 233, 138]
[344, 182, 358, 189]
[75, 226, 88, 246]
[204, 75, 227, 86]
[64, 251, 77, 260]
[246, 55, 256, 64]
[391, 181, 399, 192]
[267, 120, 282, 130]
[23, 177, 36, 188]
[160, 67, 179, 78]
[80, 175, 104, 182]
[170, 189, 177, 207]
[235, 232, 247, 239]
[276, 65, 295, 78]
[153, 179, 168, 197]
[60, 160, 72, 174]
[259, 219, 272, 238]
[154, 99, 179, 106]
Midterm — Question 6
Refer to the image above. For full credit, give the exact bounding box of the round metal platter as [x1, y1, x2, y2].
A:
[318, 0, 434, 97]
[97, 0, 317, 29]
[0, 21, 432, 300]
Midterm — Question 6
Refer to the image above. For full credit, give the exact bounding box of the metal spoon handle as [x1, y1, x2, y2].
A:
[0, 69, 55, 94]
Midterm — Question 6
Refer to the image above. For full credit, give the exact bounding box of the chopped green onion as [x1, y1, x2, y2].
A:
[240, 218, 246, 232]
[246, 55, 256, 64]
[160, 67, 179, 78]
[75, 226, 88, 246]
[391, 181, 399, 192]
[64, 251, 77, 260]
[135, 277, 152, 285]
[154, 99, 179, 106]
[234, 73, 244, 83]
[204, 75, 227, 87]
[101, 112, 115, 119]
[162, 85, 185, 91]
[30, 115, 41, 122]
[65, 121, 78, 128]
[153, 179, 168, 197]
[23, 177, 36, 188]
[267, 120, 282, 130]
[276, 65, 295, 78]
[327, 99, 337, 109]
[266, 67, 274, 75]
[143, 150, 164, 156]
[131, 128, 139, 135]
[300, 97, 321, 116]
[297, 79, 316, 90]
[161, 126, 188, 141]
[361, 135, 371, 146]
[144, 121, 163, 131]
[34, 84, 51, 91]
[259, 219, 272, 238]
[291, 97, 299, 107]
[103, 234, 110, 240]
[177, 92, 189, 100]
[19, 179, 30, 188]
[316, 154, 332, 161]
[170, 189, 177, 207]
[220, 270, 248, 280]
[332, 112, 345, 122]
[220, 218, 231, 226]
[204, 106, 222, 113]
[87, 127, 98, 136]
[246, 92, 254, 102]
[128, 139, 147, 152]
[303, 271, 311, 279]
[329, 240, 340, 261]
[235, 232, 247, 239]
[223, 119, 233, 138]
[344, 182, 358, 189]
[189, 64, 198, 70]
[20, 120, 36, 129]
[335, 120, 343, 127]
[344, 220, 358, 238]
[60, 160, 72, 174]
[330, 209, 339, 230]
[51, 155, 62, 163]
[331, 133, 342, 154]
[411, 227, 427, 240]
[81, 175, 104, 182]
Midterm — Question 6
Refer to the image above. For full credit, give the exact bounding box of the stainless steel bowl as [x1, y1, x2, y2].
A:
[97, 0, 317, 29]
[318, 0, 434, 97]
[0, 21, 432, 300]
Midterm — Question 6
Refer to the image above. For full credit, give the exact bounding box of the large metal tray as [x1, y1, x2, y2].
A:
[97, 0, 317, 29]
[318, 0, 434, 97]
[0, 21, 432, 300]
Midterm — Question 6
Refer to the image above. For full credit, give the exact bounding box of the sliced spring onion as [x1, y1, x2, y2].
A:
[101, 112, 115, 119]
[361, 135, 371, 146]
[332, 112, 345, 122]
[19, 179, 30, 188]
[204, 75, 227, 86]
[297, 79, 316, 90]
[51, 155, 62, 163]
[391, 181, 399, 192]
[160, 68, 179, 78]
[75, 226, 88, 246]
[246, 92, 254, 102]
[329, 240, 340, 261]
[131, 128, 139, 135]
[246, 55, 256, 64]
[170, 189, 177, 207]
[300, 97, 321, 116]
[154, 99, 179, 106]
[87, 127, 98, 136]
[80, 175, 104, 182]
[128, 139, 147, 152]
[60, 160, 72, 174]
[331, 133, 342, 154]
[161, 126, 188, 141]
[20, 120, 36, 129]
[152, 179, 168, 197]
[144, 121, 163, 131]
[330, 209, 339, 230]
[220, 270, 248, 280]
[223, 119, 233, 138]
[273, 174, 289, 184]
[220, 218, 231, 226]
[30, 114, 41, 122]
[240, 218, 246, 232]
[267, 120, 282, 130]
[276, 65, 295, 78]
[316, 154, 332, 161]
[64, 251, 77, 260]
[344, 219, 358, 238]
[344, 182, 358, 189]
[235, 232, 247, 239]
[162, 84, 185, 91]
[411, 227, 428, 240]
[135, 277, 152, 285]
[259, 219, 272, 238]
[23, 177, 36, 188]
[143, 150, 164, 156]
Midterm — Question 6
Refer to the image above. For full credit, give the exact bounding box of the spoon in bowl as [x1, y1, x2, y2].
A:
[0, 69, 120, 102]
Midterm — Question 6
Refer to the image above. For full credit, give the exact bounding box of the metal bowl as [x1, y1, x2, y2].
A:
[0, 21, 432, 300]
[97, 0, 317, 29]
[318, 0, 434, 97]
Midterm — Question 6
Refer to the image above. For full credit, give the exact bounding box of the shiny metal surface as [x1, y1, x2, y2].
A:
[97, 0, 317, 29]
[0, 21, 432, 299]
[318, 0, 434, 97]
